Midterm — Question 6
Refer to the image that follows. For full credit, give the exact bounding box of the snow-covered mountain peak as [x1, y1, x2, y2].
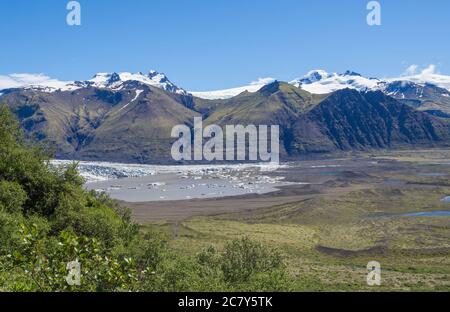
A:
[190, 67, 449, 100]
[2, 66, 449, 100]
[290, 70, 381, 94]
[341, 70, 362, 77]
[298, 70, 332, 84]
[0, 71, 189, 95]
[389, 73, 450, 92]
[85, 71, 188, 95]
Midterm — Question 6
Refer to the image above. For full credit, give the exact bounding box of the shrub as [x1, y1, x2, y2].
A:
[220, 237, 283, 284]
[0, 180, 27, 213]
[197, 237, 290, 291]
[0, 106, 295, 292]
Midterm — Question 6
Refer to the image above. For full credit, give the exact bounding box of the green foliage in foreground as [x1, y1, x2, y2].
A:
[0, 106, 291, 291]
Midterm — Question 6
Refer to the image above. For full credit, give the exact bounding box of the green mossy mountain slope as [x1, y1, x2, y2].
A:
[2, 81, 450, 163]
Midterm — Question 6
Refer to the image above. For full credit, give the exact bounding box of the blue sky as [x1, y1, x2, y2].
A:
[0, 0, 449, 90]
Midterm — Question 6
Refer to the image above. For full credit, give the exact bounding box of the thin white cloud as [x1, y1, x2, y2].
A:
[250, 77, 276, 86]
[0, 73, 68, 90]
[0, 75, 23, 89]
[395, 64, 450, 90]
[401, 64, 438, 78]
[421, 64, 437, 76]
[403, 64, 418, 76]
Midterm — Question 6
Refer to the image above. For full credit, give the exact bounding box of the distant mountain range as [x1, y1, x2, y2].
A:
[0, 71, 188, 96]
[1, 69, 450, 163]
[192, 68, 450, 98]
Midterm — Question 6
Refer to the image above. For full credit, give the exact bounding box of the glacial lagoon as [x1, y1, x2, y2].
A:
[52, 160, 294, 202]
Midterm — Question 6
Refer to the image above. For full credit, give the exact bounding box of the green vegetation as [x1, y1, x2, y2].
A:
[197, 82, 325, 127]
[1, 105, 448, 292]
[150, 186, 449, 291]
[0, 106, 291, 292]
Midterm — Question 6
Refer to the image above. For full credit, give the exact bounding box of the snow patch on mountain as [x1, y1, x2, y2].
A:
[191, 77, 276, 100]
[117, 89, 144, 113]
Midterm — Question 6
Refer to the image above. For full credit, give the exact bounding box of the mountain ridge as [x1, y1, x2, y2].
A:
[2, 73, 450, 164]
[3, 68, 450, 100]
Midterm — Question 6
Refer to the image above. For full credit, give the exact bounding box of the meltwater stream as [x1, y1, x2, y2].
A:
[401, 211, 450, 217]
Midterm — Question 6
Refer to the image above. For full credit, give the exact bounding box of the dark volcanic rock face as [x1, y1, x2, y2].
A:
[289, 90, 450, 154]
[383, 81, 450, 116]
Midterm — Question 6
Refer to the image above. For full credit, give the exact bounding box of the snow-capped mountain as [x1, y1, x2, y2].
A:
[2, 67, 450, 163]
[2, 67, 450, 100]
[190, 70, 383, 99]
[189, 70, 382, 99]
[190, 68, 450, 100]
[387, 70, 450, 92]
[0, 71, 188, 95]
[82, 71, 188, 95]
[290, 70, 381, 94]
[381, 80, 450, 99]
[292, 69, 333, 85]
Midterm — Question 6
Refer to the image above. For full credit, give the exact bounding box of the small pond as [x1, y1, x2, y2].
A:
[400, 211, 450, 217]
